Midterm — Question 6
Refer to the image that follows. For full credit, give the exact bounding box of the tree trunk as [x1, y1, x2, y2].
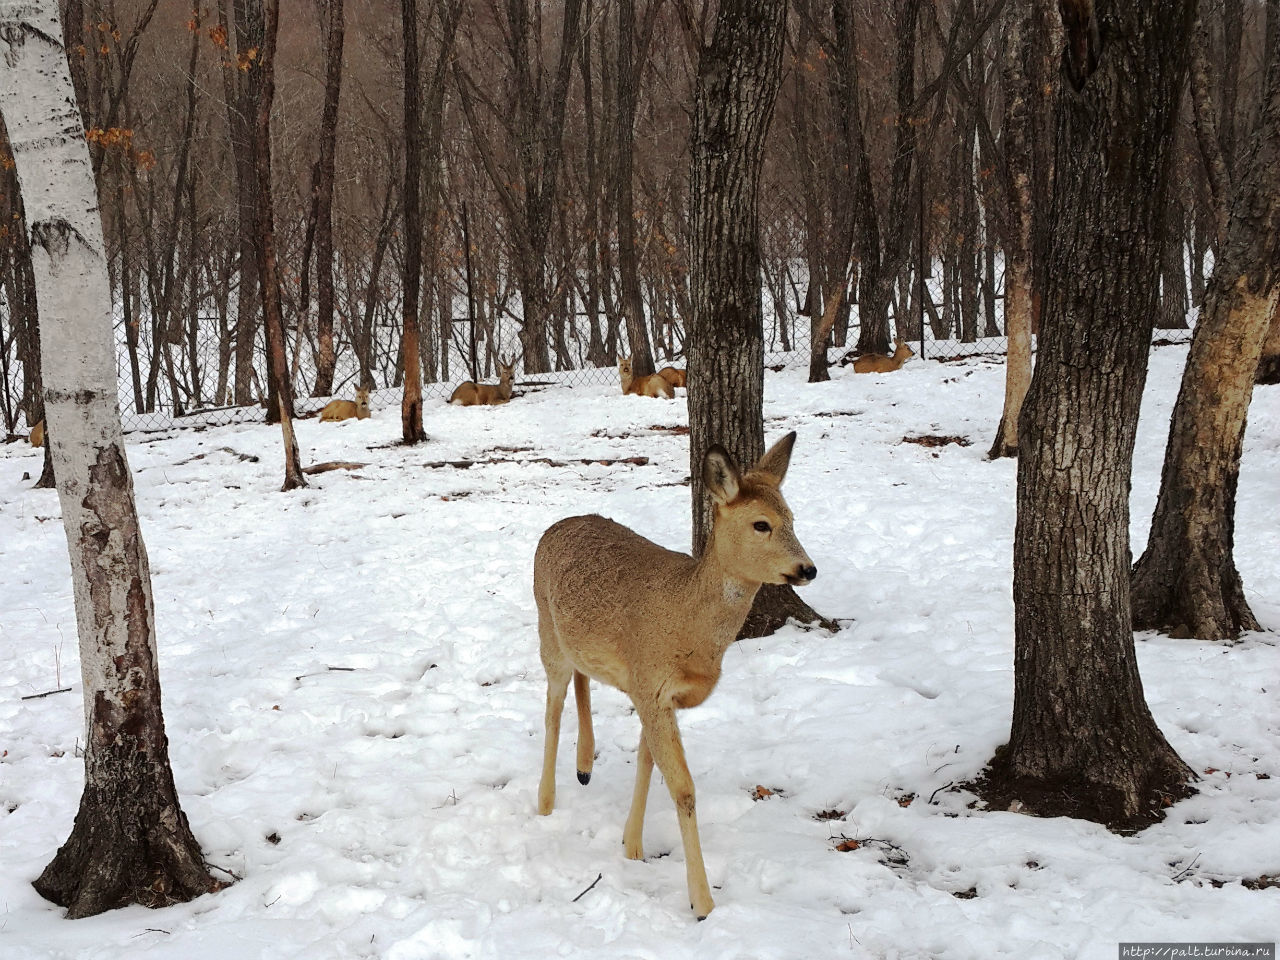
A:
[982, 0, 1197, 829]
[989, 0, 1038, 460]
[1131, 0, 1280, 641]
[400, 0, 427, 442]
[311, 0, 344, 398]
[221, 0, 261, 406]
[614, 0, 656, 377]
[0, 0, 216, 917]
[1158, 202, 1189, 329]
[688, 0, 829, 639]
[1256, 299, 1280, 384]
[253, 0, 305, 489]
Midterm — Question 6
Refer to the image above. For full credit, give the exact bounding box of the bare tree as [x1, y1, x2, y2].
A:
[980, 0, 1197, 827]
[311, 0, 345, 398]
[0, 0, 216, 916]
[1131, 0, 1280, 641]
[253, 0, 306, 488]
[401, 0, 428, 442]
[687, 0, 829, 638]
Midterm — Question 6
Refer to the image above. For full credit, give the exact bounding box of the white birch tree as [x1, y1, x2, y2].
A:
[0, 0, 216, 917]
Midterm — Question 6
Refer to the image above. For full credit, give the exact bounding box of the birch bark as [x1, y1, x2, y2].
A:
[0, 0, 215, 917]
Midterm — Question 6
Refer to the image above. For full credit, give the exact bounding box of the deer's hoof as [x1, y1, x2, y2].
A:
[577, 770, 591, 785]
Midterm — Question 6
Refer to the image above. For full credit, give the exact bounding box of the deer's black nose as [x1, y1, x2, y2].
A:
[798, 564, 817, 582]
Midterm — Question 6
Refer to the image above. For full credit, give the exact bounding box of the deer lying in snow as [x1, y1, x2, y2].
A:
[852, 338, 915, 373]
[656, 365, 687, 389]
[319, 387, 371, 421]
[29, 420, 44, 447]
[449, 358, 515, 406]
[618, 355, 675, 398]
[533, 432, 817, 919]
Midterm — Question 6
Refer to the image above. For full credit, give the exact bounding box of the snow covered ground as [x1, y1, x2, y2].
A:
[1, 346, 1277, 960]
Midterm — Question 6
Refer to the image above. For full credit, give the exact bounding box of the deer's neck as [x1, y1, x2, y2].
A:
[692, 527, 761, 642]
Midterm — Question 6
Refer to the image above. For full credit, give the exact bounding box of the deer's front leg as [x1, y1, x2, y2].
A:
[636, 703, 715, 919]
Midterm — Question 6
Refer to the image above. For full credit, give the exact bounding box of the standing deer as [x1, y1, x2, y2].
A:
[851, 338, 915, 373]
[618, 355, 675, 398]
[449, 357, 516, 406]
[319, 387, 371, 421]
[533, 432, 816, 919]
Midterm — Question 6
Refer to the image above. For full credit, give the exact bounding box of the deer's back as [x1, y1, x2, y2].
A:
[535, 516, 696, 672]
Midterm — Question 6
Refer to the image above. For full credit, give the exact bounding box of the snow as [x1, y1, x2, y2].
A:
[1, 346, 1277, 960]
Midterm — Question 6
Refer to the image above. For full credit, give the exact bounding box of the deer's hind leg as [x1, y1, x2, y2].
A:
[537, 610, 572, 816]
[622, 733, 654, 860]
[573, 671, 595, 785]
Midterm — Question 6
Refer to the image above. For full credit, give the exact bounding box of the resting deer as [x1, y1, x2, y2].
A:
[618, 355, 675, 398]
[656, 365, 687, 389]
[852, 338, 915, 374]
[319, 387, 371, 422]
[29, 419, 44, 447]
[533, 432, 816, 919]
[449, 358, 515, 406]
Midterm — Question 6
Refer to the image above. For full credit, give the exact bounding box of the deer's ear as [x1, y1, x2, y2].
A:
[703, 445, 741, 504]
[754, 431, 796, 485]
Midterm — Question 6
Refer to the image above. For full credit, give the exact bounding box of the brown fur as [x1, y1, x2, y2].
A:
[450, 358, 515, 406]
[656, 366, 687, 389]
[29, 420, 44, 447]
[852, 338, 915, 374]
[618, 355, 675, 398]
[533, 433, 816, 919]
[319, 387, 371, 422]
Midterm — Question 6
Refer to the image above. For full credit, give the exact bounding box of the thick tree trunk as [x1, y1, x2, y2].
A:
[1131, 0, 1280, 641]
[0, 0, 216, 917]
[311, 0, 344, 398]
[982, 0, 1197, 828]
[252, 0, 305, 489]
[1188, 14, 1231, 244]
[688, 0, 828, 639]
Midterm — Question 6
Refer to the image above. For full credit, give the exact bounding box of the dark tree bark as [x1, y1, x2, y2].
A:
[1258, 304, 1280, 383]
[1158, 201, 1189, 329]
[1131, 0, 1280, 641]
[400, 0, 427, 442]
[1188, 14, 1231, 244]
[614, 0, 662, 376]
[311, 0, 345, 398]
[981, 0, 1197, 828]
[253, 0, 305, 489]
[220, 0, 263, 406]
[688, 0, 830, 639]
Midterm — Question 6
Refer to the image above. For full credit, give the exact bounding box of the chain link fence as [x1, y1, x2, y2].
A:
[1, 270, 1022, 439]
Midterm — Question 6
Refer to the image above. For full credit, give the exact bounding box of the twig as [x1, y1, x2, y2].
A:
[929, 780, 958, 805]
[21, 687, 71, 700]
[422, 456, 649, 470]
[207, 862, 243, 882]
[294, 666, 358, 681]
[572, 873, 603, 903]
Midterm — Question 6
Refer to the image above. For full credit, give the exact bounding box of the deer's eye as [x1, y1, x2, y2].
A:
[753, 521, 772, 534]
